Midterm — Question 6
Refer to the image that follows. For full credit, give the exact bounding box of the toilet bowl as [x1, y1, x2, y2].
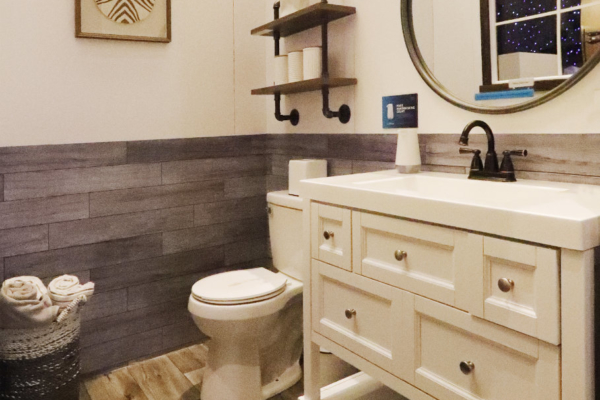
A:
[188, 191, 305, 400]
[189, 268, 303, 400]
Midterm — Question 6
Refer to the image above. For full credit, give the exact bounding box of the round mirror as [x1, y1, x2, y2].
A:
[401, 0, 600, 114]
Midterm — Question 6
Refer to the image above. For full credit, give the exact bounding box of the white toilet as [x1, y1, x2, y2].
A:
[188, 191, 305, 400]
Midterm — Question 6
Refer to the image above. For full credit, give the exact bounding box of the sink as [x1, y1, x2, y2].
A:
[300, 170, 600, 251]
[351, 174, 569, 207]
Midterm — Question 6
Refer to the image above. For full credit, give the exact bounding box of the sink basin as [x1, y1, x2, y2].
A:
[352, 174, 569, 207]
[300, 170, 600, 251]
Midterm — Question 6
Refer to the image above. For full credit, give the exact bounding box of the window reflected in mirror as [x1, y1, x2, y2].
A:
[492, 0, 600, 82]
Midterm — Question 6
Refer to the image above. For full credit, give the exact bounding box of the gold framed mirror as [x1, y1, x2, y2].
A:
[401, 0, 600, 114]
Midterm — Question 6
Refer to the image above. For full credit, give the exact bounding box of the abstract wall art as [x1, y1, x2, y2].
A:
[76, 0, 171, 42]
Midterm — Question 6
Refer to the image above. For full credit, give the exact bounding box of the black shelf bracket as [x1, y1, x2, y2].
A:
[273, 2, 300, 126]
[321, 19, 351, 124]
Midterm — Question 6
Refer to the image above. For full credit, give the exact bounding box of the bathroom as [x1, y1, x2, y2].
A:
[0, 0, 598, 399]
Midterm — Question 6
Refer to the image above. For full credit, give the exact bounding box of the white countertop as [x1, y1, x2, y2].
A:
[299, 170, 600, 251]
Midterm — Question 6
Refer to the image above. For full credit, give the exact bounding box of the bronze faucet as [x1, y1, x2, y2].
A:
[458, 120, 527, 182]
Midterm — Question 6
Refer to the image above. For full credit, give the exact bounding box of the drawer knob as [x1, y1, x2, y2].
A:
[498, 278, 515, 293]
[345, 309, 357, 319]
[459, 361, 475, 375]
[323, 231, 335, 240]
[394, 250, 408, 261]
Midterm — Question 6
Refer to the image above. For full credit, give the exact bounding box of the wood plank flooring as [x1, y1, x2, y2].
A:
[80, 343, 305, 400]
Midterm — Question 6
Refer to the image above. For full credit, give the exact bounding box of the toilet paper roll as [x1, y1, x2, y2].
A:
[288, 51, 304, 83]
[274, 55, 288, 86]
[303, 47, 322, 80]
[395, 129, 421, 174]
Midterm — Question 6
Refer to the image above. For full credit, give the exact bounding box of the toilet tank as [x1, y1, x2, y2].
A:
[267, 191, 304, 282]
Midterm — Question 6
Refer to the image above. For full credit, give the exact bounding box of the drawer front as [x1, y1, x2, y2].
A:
[312, 260, 403, 373]
[353, 211, 481, 308]
[311, 203, 352, 271]
[474, 237, 560, 345]
[399, 294, 560, 400]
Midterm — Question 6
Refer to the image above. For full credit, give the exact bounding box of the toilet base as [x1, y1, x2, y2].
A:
[261, 361, 302, 399]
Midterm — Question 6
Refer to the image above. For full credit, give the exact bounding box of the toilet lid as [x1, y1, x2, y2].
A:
[192, 268, 288, 305]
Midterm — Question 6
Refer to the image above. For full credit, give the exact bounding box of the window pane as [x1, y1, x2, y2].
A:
[497, 16, 558, 80]
[562, 0, 581, 8]
[561, 10, 584, 74]
[497, 16, 557, 54]
[496, 0, 557, 22]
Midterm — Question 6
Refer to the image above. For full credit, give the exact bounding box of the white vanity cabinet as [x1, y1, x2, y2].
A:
[304, 199, 594, 400]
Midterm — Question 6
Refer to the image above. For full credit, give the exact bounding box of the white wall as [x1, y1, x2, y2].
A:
[265, 0, 600, 134]
[0, 0, 266, 147]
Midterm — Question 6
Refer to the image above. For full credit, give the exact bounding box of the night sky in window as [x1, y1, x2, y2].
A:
[496, 0, 556, 22]
[561, 10, 583, 72]
[497, 16, 557, 55]
[562, 0, 581, 8]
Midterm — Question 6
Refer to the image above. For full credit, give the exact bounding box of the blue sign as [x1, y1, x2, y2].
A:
[382, 94, 418, 129]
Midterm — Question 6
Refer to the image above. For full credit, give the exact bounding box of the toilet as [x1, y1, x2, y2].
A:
[188, 191, 305, 400]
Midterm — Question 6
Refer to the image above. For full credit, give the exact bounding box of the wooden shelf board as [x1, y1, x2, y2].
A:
[251, 4, 356, 38]
[251, 78, 357, 96]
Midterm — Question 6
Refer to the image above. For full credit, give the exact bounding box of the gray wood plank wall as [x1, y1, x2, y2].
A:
[3, 132, 597, 375]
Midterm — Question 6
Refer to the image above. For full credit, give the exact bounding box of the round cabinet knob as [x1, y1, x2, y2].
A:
[498, 278, 515, 293]
[345, 309, 357, 319]
[394, 250, 408, 261]
[459, 361, 475, 375]
[323, 231, 335, 240]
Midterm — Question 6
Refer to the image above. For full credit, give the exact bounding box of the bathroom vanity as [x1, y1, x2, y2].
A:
[300, 170, 597, 400]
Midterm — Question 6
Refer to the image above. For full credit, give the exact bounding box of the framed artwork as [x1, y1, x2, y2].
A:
[76, 0, 171, 43]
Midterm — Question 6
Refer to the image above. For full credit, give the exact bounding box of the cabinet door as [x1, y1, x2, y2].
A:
[399, 294, 560, 400]
[353, 211, 482, 308]
[311, 260, 404, 374]
[311, 203, 352, 271]
[476, 237, 561, 345]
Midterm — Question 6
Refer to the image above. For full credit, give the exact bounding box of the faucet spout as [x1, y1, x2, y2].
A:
[459, 120, 495, 154]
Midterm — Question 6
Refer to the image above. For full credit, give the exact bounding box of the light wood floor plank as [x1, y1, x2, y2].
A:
[184, 367, 205, 387]
[84, 368, 150, 400]
[166, 346, 206, 374]
[79, 383, 92, 400]
[128, 355, 201, 400]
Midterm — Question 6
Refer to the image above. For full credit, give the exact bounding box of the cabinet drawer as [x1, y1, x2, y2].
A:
[470, 237, 560, 345]
[353, 211, 481, 308]
[311, 260, 403, 373]
[311, 203, 352, 271]
[399, 294, 560, 400]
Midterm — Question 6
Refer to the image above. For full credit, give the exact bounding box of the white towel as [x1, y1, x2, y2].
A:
[0, 276, 59, 329]
[48, 275, 95, 309]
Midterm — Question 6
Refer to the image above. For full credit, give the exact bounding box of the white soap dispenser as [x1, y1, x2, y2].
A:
[395, 129, 421, 174]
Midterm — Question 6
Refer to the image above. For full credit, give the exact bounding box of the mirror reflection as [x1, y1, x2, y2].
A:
[412, 0, 600, 106]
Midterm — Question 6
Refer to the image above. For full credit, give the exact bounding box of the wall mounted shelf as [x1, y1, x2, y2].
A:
[252, 78, 357, 96]
[251, 4, 356, 38]
[251, 1, 357, 126]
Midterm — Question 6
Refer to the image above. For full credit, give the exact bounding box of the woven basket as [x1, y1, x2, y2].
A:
[0, 297, 85, 400]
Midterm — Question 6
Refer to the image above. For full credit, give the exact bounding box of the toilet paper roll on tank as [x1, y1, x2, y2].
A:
[289, 160, 328, 196]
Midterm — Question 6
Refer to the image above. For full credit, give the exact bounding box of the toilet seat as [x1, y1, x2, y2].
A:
[192, 268, 288, 305]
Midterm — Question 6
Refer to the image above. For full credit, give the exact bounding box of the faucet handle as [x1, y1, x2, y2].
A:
[500, 149, 528, 172]
[459, 148, 484, 171]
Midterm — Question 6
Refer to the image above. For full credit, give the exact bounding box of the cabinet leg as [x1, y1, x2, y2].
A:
[561, 249, 595, 400]
[303, 341, 321, 400]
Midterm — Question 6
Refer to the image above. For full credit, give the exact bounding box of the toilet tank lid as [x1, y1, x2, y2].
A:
[267, 191, 303, 209]
[192, 268, 288, 304]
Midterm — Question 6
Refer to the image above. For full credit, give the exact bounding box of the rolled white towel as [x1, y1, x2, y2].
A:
[48, 275, 95, 309]
[0, 276, 59, 329]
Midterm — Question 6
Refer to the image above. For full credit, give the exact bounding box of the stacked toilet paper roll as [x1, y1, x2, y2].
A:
[303, 47, 322, 80]
[288, 51, 304, 82]
[274, 55, 288, 85]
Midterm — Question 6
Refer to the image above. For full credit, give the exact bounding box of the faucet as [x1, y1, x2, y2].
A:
[458, 120, 527, 182]
[459, 120, 498, 173]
